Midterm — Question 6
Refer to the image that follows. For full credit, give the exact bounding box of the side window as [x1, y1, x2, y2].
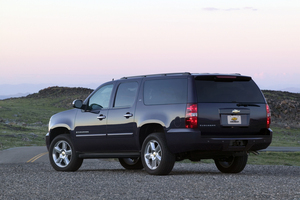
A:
[144, 79, 188, 105]
[114, 82, 138, 108]
[88, 84, 113, 110]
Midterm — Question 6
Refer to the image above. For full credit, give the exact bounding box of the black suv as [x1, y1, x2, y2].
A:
[46, 73, 272, 175]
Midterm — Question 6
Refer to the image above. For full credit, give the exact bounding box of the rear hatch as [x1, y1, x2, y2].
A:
[194, 75, 269, 137]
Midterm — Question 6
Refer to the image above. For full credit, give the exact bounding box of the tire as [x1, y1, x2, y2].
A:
[214, 153, 248, 173]
[141, 133, 175, 175]
[119, 158, 144, 170]
[49, 134, 83, 171]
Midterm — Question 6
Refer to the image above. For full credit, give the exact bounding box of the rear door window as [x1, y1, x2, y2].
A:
[114, 82, 138, 108]
[144, 78, 188, 105]
[195, 76, 265, 103]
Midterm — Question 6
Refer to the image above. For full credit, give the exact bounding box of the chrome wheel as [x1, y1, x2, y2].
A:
[141, 133, 175, 175]
[144, 140, 162, 170]
[49, 134, 83, 171]
[52, 140, 72, 168]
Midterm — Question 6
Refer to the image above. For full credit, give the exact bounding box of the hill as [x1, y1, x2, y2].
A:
[27, 87, 300, 128]
[0, 86, 299, 150]
[26, 86, 93, 109]
[2, 86, 300, 128]
[0, 87, 93, 150]
[263, 90, 300, 128]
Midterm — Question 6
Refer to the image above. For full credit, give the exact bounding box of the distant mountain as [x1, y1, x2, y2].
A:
[0, 93, 30, 100]
[280, 87, 300, 94]
[0, 83, 98, 99]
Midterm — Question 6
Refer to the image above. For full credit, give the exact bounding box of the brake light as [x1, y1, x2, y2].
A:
[185, 104, 198, 129]
[216, 76, 236, 79]
[266, 104, 271, 128]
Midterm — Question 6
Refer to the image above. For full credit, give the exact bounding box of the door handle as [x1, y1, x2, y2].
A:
[124, 112, 133, 118]
[97, 114, 106, 120]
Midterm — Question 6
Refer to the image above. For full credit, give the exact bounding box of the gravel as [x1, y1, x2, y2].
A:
[0, 160, 299, 200]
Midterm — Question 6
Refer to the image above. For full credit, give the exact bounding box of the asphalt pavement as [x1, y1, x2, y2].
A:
[1, 158, 300, 199]
[1, 146, 300, 199]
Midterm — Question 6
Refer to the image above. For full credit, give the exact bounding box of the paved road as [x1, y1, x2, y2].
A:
[1, 146, 300, 199]
[0, 146, 300, 164]
[0, 146, 49, 164]
[260, 146, 300, 152]
[1, 158, 300, 199]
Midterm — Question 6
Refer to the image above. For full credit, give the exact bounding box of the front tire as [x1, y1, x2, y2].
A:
[141, 133, 175, 175]
[49, 134, 83, 171]
[119, 158, 144, 170]
[214, 153, 248, 173]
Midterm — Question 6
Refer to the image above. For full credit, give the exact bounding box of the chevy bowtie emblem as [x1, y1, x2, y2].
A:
[232, 109, 240, 114]
[231, 117, 238, 121]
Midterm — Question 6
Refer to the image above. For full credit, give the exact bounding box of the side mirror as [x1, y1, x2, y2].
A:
[72, 100, 83, 109]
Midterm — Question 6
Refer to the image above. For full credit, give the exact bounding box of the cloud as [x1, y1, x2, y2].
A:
[203, 7, 258, 12]
[243, 7, 258, 11]
[202, 7, 219, 11]
[225, 8, 241, 11]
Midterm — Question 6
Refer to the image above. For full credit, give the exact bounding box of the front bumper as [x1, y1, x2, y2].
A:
[45, 132, 50, 151]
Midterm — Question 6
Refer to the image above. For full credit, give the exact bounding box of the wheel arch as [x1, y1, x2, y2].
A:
[138, 123, 165, 148]
[49, 127, 70, 146]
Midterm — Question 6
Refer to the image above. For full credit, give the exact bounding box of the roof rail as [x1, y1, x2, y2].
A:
[121, 72, 191, 79]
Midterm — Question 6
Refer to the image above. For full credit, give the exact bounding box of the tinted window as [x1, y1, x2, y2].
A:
[88, 84, 113, 110]
[144, 79, 187, 105]
[114, 82, 138, 108]
[195, 78, 265, 103]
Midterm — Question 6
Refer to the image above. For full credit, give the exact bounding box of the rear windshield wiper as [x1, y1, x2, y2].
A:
[236, 103, 260, 107]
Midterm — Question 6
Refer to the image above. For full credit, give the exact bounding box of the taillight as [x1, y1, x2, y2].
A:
[185, 104, 198, 129]
[266, 104, 271, 128]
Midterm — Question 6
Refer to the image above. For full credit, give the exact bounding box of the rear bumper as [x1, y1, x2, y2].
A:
[166, 128, 273, 154]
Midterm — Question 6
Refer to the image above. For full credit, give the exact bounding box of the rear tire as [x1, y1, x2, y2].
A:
[49, 134, 83, 171]
[119, 158, 144, 170]
[141, 133, 175, 175]
[214, 153, 248, 173]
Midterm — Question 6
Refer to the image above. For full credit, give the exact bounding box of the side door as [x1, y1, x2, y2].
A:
[106, 81, 140, 151]
[73, 84, 114, 152]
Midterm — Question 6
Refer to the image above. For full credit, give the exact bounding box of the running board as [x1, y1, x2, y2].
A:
[78, 152, 140, 159]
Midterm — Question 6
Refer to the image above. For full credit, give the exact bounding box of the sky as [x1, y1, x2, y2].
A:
[1, 0, 300, 95]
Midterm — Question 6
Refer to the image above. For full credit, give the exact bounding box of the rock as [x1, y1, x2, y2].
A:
[263, 90, 300, 128]
[22, 137, 32, 142]
[28, 133, 38, 138]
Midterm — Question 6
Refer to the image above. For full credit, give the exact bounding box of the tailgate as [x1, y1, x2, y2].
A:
[194, 75, 268, 137]
[198, 103, 267, 136]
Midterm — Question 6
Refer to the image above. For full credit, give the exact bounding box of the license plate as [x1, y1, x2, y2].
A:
[227, 115, 241, 125]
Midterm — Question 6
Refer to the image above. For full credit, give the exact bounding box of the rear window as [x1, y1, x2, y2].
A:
[195, 76, 265, 103]
[144, 78, 187, 105]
